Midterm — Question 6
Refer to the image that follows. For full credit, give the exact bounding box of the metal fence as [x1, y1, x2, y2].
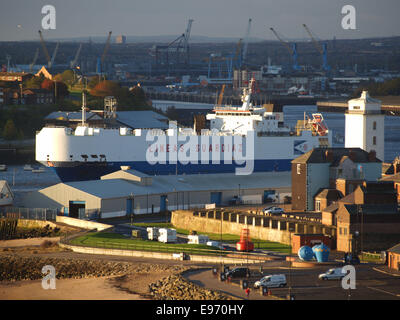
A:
[0, 207, 58, 221]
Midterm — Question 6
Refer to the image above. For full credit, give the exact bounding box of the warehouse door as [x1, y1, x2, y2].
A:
[210, 192, 222, 205]
[69, 201, 85, 218]
[160, 195, 167, 212]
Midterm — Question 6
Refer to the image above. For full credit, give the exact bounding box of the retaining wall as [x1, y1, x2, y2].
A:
[59, 242, 263, 264]
[56, 216, 112, 231]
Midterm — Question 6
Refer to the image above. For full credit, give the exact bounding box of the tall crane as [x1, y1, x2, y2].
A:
[50, 42, 59, 68]
[97, 31, 112, 74]
[183, 19, 194, 58]
[29, 48, 39, 72]
[302, 24, 330, 72]
[217, 84, 226, 106]
[242, 18, 252, 65]
[38, 30, 51, 68]
[70, 43, 83, 68]
[270, 27, 300, 71]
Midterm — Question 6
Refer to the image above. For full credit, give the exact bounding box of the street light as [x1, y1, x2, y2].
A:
[165, 197, 169, 224]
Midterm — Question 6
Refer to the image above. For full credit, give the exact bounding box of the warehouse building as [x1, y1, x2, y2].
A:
[21, 169, 291, 219]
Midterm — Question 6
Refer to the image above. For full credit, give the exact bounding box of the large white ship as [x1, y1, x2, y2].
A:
[36, 79, 332, 182]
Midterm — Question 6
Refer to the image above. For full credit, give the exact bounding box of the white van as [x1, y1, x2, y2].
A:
[319, 268, 346, 280]
[254, 274, 287, 288]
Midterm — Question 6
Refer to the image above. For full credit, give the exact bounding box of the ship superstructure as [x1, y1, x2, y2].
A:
[36, 79, 331, 182]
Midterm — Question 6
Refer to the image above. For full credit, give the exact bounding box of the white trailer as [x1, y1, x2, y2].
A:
[158, 228, 177, 243]
[188, 234, 209, 244]
[147, 227, 160, 241]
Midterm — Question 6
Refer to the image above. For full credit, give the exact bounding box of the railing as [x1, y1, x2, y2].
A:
[0, 207, 58, 221]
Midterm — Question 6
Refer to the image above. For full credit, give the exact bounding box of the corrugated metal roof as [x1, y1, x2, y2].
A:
[60, 171, 291, 199]
[45, 111, 102, 121]
[116, 111, 169, 129]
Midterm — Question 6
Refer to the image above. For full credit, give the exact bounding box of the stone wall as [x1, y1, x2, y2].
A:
[171, 210, 335, 245]
[56, 216, 111, 231]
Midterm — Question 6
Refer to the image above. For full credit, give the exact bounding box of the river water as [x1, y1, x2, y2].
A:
[0, 104, 399, 194]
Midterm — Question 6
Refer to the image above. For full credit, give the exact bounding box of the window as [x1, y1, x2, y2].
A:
[373, 136, 377, 145]
[373, 121, 377, 130]
[297, 164, 301, 174]
[315, 200, 321, 212]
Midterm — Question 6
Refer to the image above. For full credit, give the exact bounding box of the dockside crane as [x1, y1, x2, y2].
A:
[29, 48, 39, 72]
[242, 18, 252, 65]
[70, 43, 83, 68]
[97, 31, 112, 74]
[183, 19, 194, 64]
[38, 30, 51, 68]
[50, 42, 59, 68]
[302, 24, 330, 72]
[270, 27, 300, 71]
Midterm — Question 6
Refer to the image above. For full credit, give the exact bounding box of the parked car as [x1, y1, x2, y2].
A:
[254, 274, 287, 288]
[225, 267, 250, 279]
[263, 207, 284, 215]
[318, 268, 346, 280]
[343, 253, 360, 265]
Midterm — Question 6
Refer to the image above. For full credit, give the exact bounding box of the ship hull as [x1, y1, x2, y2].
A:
[45, 159, 294, 182]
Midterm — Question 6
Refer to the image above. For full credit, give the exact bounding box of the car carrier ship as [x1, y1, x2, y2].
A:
[36, 79, 332, 182]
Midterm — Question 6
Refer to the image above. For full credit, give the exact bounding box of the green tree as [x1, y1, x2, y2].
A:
[24, 76, 43, 89]
[2, 119, 18, 140]
[54, 70, 76, 87]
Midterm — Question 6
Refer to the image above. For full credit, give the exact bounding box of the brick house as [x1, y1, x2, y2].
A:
[22, 89, 54, 104]
[292, 148, 382, 211]
[381, 172, 400, 203]
[335, 181, 400, 252]
[387, 244, 400, 271]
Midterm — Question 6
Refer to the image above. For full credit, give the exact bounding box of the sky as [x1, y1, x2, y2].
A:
[0, 0, 399, 41]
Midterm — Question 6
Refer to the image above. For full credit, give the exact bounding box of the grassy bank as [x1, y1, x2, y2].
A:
[69, 232, 225, 256]
[133, 222, 290, 253]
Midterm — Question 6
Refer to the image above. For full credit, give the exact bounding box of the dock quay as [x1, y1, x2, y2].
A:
[317, 96, 400, 116]
[148, 91, 317, 107]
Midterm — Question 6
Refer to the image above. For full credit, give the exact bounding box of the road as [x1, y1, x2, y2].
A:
[185, 262, 400, 300]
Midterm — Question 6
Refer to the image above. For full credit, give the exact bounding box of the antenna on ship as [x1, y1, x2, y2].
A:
[81, 91, 87, 126]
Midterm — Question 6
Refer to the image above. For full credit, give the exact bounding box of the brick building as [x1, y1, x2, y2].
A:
[380, 157, 400, 202]
[291, 234, 334, 254]
[292, 148, 382, 211]
[387, 244, 400, 271]
[334, 181, 400, 252]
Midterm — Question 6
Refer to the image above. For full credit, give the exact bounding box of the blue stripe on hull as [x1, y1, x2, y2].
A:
[53, 160, 293, 182]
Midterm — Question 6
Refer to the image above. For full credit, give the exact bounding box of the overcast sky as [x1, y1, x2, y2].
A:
[1, 0, 399, 41]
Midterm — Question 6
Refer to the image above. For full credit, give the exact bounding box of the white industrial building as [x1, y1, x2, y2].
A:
[21, 169, 291, 219]
[345, 91, 385, 161]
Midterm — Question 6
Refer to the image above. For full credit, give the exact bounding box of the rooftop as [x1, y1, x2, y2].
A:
[292, 148, 381, 164]
[388, 243, 400, 254]
[381, 172, 400, 183]
[116, 111, 169, 129]
[44, 171, 291, 199]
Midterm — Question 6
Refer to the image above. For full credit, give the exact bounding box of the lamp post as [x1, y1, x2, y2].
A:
[165, 197, 169, 224]
[288, 227, 294, 299]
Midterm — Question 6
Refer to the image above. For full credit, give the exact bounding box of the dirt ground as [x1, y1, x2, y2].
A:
[0, 236, 191, 300]
[0, 237, 61, 248]
[0, 277, 145, 300]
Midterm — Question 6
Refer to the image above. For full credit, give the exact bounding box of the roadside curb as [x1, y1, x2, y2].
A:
[372, 267, 400, 277]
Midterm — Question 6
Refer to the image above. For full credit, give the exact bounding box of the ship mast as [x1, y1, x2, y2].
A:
[81, 91, 86, 126]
